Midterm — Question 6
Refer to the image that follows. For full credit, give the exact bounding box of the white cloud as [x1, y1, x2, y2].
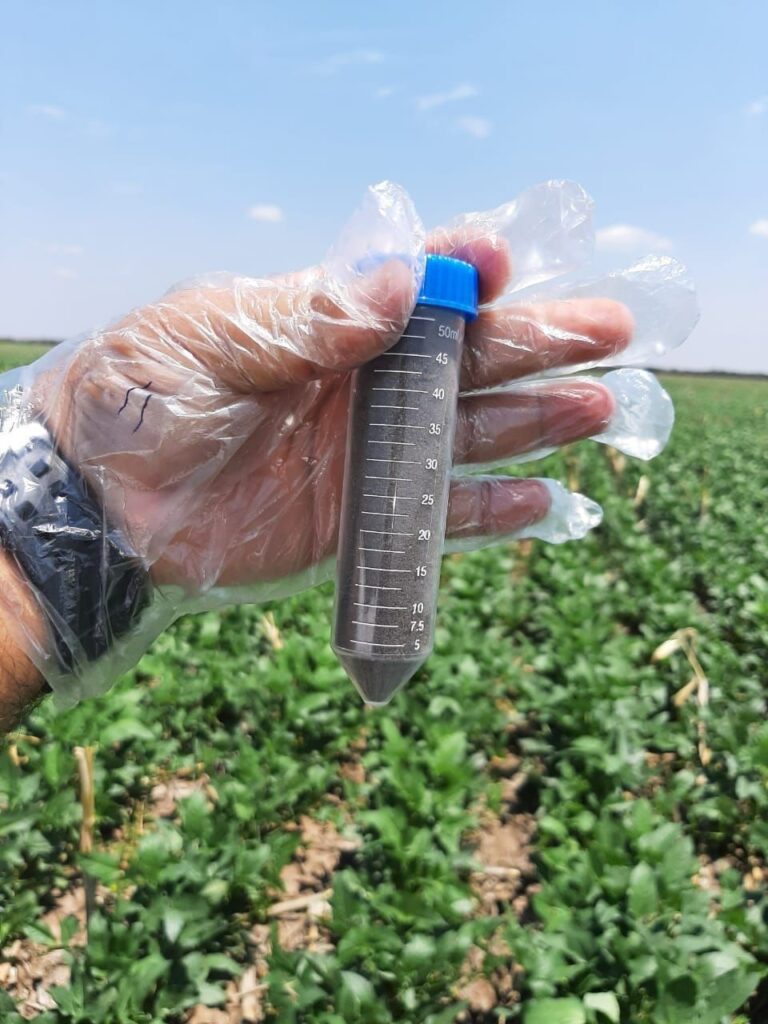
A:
[27, 104, 111, 138]
[746, 96, 768, 116]
[45, 243, 83, 256]
[749, 218, 768, 238]
[596, 223, 674, 253]
[312, 49, 385, 75]
[455, 116, 492, 139]
[375, 86, 395, 99]
[247, 204, 283, 223]
[53, 267, 78, 280]
[417, 83, 478, 112]
[28, 104, 67, 120]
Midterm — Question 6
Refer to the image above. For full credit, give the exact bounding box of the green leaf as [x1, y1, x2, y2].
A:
[100, 717, 154, 744]
[58, 914, 80, 947]
[584, 992, 620, 1023]
[179, 790, 210, 838]
[338, 970, 375, 1017]
[50, 985, 84, 1016]
[658, 973, 698, 1017]
[23, 921, 55, 946]
[359, 807, 404, 848]
[627, 861, 658, 917]
[78, 850, 122, 885]
[128, 953, 168, 1002]
[197, 979, 227, 1006]
[430, 732, 467, 778]
[403, 934, 437, 966]
[525, 997, 587, 1024]
[425, 1005, 466, 1024]
[0, 990, 17, 1011]
[697, 970, 762, 1024]
[201, 953, 240, 974]
[163, 907, 185, 944]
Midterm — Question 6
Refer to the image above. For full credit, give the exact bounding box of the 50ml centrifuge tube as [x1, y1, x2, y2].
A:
[332, 254, 479, 705]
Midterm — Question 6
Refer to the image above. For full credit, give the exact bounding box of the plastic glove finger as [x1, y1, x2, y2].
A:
[454, 370, 674, 473]
[454, 379, 613, 468]
[129, 182, 423, 392]
[159, 464, 565, 589]
[588, 369, 674, 460]
[182, 477, 602, 612]
[461, 297, 634, 390]
[172, 223, 510, 385]
[441, 180, 595, 298]
[445, 476, 602, 552]
[510, 256, 699, 375]
[170, 260, 415, 387]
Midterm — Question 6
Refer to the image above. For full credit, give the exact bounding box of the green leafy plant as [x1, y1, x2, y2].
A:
[1, 363, 766, 1022]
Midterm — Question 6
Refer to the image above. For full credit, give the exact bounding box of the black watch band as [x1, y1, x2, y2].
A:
[0, 421, 151, 672]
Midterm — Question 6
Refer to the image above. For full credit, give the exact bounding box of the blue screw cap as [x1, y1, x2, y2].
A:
[417, 254, 478, 320]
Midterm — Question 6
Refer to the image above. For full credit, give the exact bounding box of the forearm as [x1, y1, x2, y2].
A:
[0, 550, 46, 732]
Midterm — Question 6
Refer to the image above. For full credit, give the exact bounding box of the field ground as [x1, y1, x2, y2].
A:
[0, 339, 766, 1023]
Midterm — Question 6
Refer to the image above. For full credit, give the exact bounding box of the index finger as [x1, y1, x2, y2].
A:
[461, 298, 635, 389]
[427, 227, 511, 305]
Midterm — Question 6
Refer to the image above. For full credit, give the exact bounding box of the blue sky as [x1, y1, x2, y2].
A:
[1, 1, 766, 372]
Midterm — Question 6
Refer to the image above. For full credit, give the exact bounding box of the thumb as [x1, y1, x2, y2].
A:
[240, 255, 418, 389]
[152, 182, 424, 392]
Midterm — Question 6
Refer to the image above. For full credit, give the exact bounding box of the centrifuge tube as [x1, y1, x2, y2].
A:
[332, 254, 479, 704]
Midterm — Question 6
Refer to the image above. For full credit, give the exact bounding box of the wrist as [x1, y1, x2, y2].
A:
[0, 418, 151, 692]
[0, 546, 47, 731]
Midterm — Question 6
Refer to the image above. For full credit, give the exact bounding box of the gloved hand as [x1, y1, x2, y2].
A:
[0, 180, 698, 706]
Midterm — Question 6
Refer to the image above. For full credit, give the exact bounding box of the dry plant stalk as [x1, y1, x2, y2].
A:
[634, 475, 650, 508]
[260, 611, 284, 650]
[565, 452, 580, 493]
[267, 887, 333, 918]
[652, 628, 711, 765]
[699, 487, 710, 519]
[73, 745, 97, 922]
[606, 446, 626, 476]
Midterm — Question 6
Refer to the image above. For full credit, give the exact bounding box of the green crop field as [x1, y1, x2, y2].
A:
[1, 337, 766, 1023]
[0, 341, 57, 369]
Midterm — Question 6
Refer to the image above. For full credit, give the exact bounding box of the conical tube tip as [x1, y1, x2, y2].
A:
[334, 651, 424, 706]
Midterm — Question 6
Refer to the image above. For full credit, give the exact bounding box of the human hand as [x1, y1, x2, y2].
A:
[2, 180, 697, 701]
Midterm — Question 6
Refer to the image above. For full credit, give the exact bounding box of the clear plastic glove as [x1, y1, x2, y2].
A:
[0, 181, 698, 705]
